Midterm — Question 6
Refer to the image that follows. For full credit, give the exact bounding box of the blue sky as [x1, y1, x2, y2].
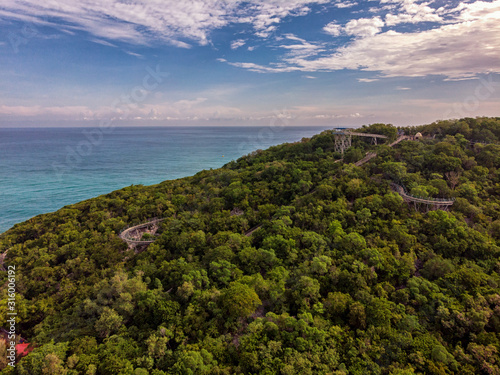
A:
[0, 0, 499, 127]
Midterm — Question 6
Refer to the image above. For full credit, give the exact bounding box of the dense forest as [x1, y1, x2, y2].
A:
[1, 117, 500, 374]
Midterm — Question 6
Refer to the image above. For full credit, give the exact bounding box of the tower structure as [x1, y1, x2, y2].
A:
[332, 128, 388, 154]
[334, 128, 352, 154]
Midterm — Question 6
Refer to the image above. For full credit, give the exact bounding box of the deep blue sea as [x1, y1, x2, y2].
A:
[0, 126, 332, 233]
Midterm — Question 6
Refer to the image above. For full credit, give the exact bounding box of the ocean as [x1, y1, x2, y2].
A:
[0, 125, 332, 233]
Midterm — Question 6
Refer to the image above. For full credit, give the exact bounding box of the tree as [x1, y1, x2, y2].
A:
[292, 276, 321, 309]
[344, 148, 364, 164]
[349, 302, 367, 329]
[323, 292, 352, 321]
[42, 353, 67, 375]
[381, 162, 407, 181]
[341, 232, 367, 252]
[16, 342, 69, 375]
[94, 307, 123, 338]
[445, 171, 461, 190]
[222, 282, 262, 318]
[4, 117, 500, 375]
[360, 123, 398, 141]
[346, 178, 366, 199]
[171, 349, 217, 375]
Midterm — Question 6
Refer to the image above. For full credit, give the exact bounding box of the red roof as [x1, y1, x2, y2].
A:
[16, 343, 33, 357]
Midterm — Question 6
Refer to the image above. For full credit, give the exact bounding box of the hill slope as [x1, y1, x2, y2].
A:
[1, 117, 500, 374]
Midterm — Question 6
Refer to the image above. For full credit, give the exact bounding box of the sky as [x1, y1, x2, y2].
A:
[0, 0, 499, 127]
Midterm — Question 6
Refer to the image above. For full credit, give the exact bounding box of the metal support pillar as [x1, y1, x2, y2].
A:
[334, 132, 352, 154]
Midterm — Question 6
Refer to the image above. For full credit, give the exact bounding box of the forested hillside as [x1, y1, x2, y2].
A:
[1, 117, 500, 374]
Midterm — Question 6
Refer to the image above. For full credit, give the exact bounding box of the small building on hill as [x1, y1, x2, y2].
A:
[16, 343, 33, 357]
[0, 328, 33, 358]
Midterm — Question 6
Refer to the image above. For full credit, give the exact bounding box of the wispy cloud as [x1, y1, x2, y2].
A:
[334, 1, 358, 9]
[0, 0, 330, 45]
[91, 39, 118, 48]
[125, 51, 144, 58]
[0, 99, 239, 122]
[228, 0, 500, 80]
[279, 34, 325, 58]
[0, 104, 94, 119]
[174, 97, 208, 109]
[231, 39, 246, 50]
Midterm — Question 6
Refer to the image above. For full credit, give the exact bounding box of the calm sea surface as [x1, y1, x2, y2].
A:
[0, 126, 332, 233]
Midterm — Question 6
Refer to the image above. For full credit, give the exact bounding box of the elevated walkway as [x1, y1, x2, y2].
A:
[355, 152, 377, 167]
[388, 135, 408, 147]
[391, 183, 455, 208]
[333, 129, 389, 154]
[119, 218, 164, 246]
[354, 135, 407, 167]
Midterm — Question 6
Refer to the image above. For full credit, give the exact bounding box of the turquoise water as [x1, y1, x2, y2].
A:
[0, 126, 332, 233]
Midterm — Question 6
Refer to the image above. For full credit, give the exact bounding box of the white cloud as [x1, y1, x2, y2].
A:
[254, 26, 277, 38]
[3, 0, 500, 87]
[358, 78, 379, 82]
[322, 17, 386, 39]
[454, 0, 500, 21]
[229, 34, 325, 72]
[279, 34, 325, 58]
[0, 98, 247, 122]
[303, 75, 317, 79]
[0, 105, 94, 119]
[228, 0, 500, 80]
[231, 39, 246, 49]
[125, 51, 144, 58]
[174, 97, 207, 109]
[313, 112, 362, 119]
[91, 39, 118, 48]
[344, 17, 385, 37]
[0, 0, 330, 45]
[334, 1, 358, 8]
[292, 18, 500, 78]
[323, 22, 342, 36]
[385, 0, 443, 26]
[228, 61, 287, 73]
